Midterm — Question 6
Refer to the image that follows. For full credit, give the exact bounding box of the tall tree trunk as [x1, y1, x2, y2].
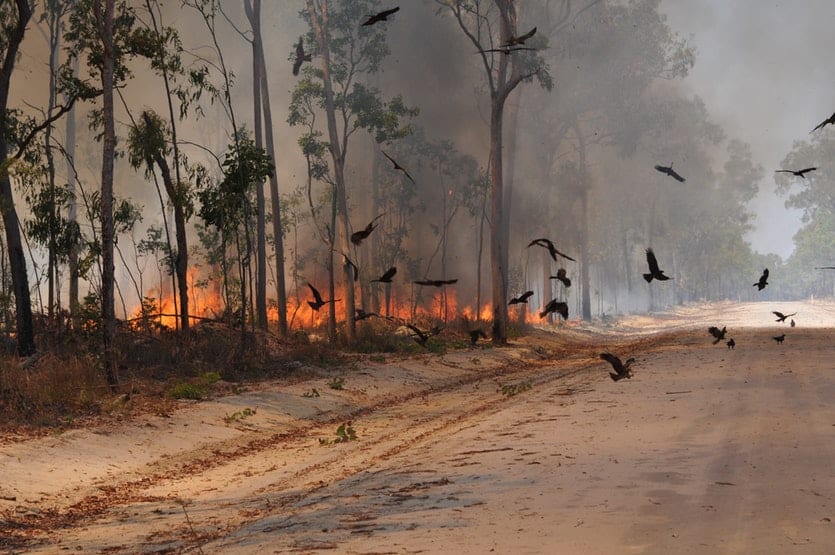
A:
[489, 101, 508, 344]
[574, 119, 592, 321]
[501, 91, 522, 289]
[66, 54, 80, 321]
[45, 5, 60, 320]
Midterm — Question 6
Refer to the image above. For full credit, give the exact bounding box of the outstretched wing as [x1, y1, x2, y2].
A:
[773, 311, 785, 319]
[708, 326, 721, 339]
[599, 352, 622, 372]
[646, 249, 661, 274]
[379, 266, 397, 281]
[307, 282, 323, 304]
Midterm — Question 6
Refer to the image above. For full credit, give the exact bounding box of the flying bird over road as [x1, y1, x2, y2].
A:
[307, 282, 338, 311]
[708, 326, 727, 344]
[643, 249, 671, 283]
[776, 167, 816, 178]
[413, 278, 458, 287]
[539, 299, 568, 320]
[292, 36, 311, 76]
[772, 311, 796, 323]
[550, 268, 571, 288]
[773, 334, 785, 344]
[654, 163, 686, 182]
[405, 323, 441, 347]
[754, 268, 769, 291]
[350, 214, 383, 246]
[355, 308, 378, 321]
[502, 26, 536, 47]
[810, 111, 835, 133]
[371, 266, 397, 283]
[527, 238, 576, 262]
[362, 6, 400, 26]
[478, 46, 537, 55]
[509, 291, 534, 305]
[381, 150, 415, 183]
[599, 352, 634, 382]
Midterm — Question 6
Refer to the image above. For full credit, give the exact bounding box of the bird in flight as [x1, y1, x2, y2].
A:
[773, 311, 796, 323]
[776, 167, 816, 178]
[292, 36, 312, 76]
[708, 326, 727, 344]
[527, 238, 576, 262]
[539, 299, 568, 320]
[405, 323, 441, 347]
[810, 111, 835, 133]
[478, 46, 537, 55]
[381, 150, 415, 184]
[371, 266, 397, 283]
[351, 214, 383, 246]
[469, 328, 488, 345]
[815, 266, 835, 270]
[753, 268, 769, 291]
[550, 268, 571, 288]
[355, 308, 378, 321]
[509, 291, 534, 305]
[599, 353, 635, 382]
[307, 282, 338, 311]
[654, 163, 686, 182]
[502, 26, 536, 47]
[413, 278, 458, 287]
[643, 248, 671, 283]
[773, 334, 786, 344]
[362, 6, 400, 26]
[726, 338, 735, 350]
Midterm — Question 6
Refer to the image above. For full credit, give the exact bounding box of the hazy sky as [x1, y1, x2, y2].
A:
[660, 0, 835, 259]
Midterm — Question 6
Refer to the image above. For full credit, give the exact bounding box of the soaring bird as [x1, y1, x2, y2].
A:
[509, 291, 534, 305]
[469, 328, 488, 345]
[405, 323, 441, 347]
[654, 163, 686, 182]
[350, 215, 383, 246]
[643, 248, 671, 283]
[776, 167, 816, 178]
[355, 308, 378, 321]
[810, 111, 835, 133]
[527, 238, 576, 262]
[600, 352, 635, 382]
[381, 150, 415, 184]
[754, 268, 769, 291]
[478, 46, 537, 55]
[773, 334, 786, 344]
[502, 26, 536, 47]
[307, 282, 338, 311]
[773, 311, 796, 323]
[708, 326, 727, 344]
[371, 266, 397, 283]
[413, 278, 458, 287]
[539, 299, 568, 320]
[550, 268, 571, 288]
[362, 6, 400, 26]
[292, 36, 311, 76]
[815, 266, 835, 270]
[727, 338, 736, 350]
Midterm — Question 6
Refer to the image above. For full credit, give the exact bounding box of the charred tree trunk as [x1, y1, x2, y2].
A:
[489, 101, 509, 344]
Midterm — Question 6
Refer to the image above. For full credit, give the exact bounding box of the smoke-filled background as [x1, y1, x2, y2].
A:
[7, 0, 835, 328]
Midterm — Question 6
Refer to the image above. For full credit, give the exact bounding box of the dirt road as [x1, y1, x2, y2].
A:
[2, 301, 834, 553]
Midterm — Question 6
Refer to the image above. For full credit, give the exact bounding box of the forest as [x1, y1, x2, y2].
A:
[1, 0, 834, 416]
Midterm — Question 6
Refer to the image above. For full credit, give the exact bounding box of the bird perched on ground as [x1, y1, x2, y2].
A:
[371, 266, 397, 283]
[773, 334, 786, 344]
[709, 326, 727, 344]
[362, 6, 400, 26]
[351, 215, 383, 246]
[469, 328, 488, 345]
[773, 311, 796, 323]
[539, 299, 568, 320]
[811, 111, 835, 133]
[414, 278, 458, 287]
[599, 352, 635, 382]
[754, 268, 769, 291]
[791, 319, 796, 328]
[643, 248, 671, 283]
[509, 291, 534, 305]
[292, 36, 311, 76]
[550, 268, 571, 287]
[502, 26, 536, 47]
[527, 238, 576, 262]
[776, 167, 816, 178]
[654, 163, 686, 182]
[727, 338, 735, 350]
[307, 282, 338, 311]
[381, 150, 415, 184]
[405, 323, 441, 347]
[355, 308, 378, 321]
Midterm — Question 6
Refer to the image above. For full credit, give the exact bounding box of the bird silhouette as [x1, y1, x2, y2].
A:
[726, 338, 735, 349]
[307, 282, 339, 311]
[654, 163, 686, 182]
[539, 299, 568, 320]
[350, 214, 383, 246]
[342, 253, 359, 281]
[413, 279, 458, 287]
[527, 238, 576, 262]
[292, 36, 311, 76]
[708, 326, 727, 344]
[478, 46, 537, 55]
[776, 167, 816, 178]
[599, 352, 634, 382]
[773, 311, 796, 323]
[643, 248, 671, 282]
[815, 266, 835, 270]
[502, 26, 536, 47]
[509, 291, 534, 305]
[790, 319, 796, 328]
[773, 334, 785, 344]
[362, 6, 400, 26]
[754, 268, 769, 290]
[469, 328, 488, 345]
[405, 323, 441, 347]
[550, 268, 571, 288]
[810, 111, 835, 133]
[381, 150, 415, 183]
[371, 266, 397, 283]
[355, 308, 378, 321]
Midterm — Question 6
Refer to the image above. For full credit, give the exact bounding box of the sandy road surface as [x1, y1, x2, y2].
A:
[1, 301, 834, 554]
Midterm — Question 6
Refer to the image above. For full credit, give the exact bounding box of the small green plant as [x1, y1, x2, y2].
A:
[201, 371, 222, 384]
[327, 377, 345, 390]
[319, 422, 357, 445]
[223, 407, 256, 424]
[168, 382, 209, 400]
[303, 388, 320, 398]
[501, 381, 532, 397]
